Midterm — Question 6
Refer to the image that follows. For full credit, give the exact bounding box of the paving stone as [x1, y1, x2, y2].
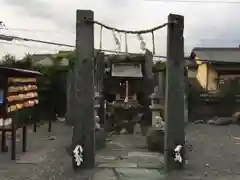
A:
[179, 176, 206, 180]
[127, 151, 163, 158]
[125, 151, 164, 169]
[98, 161, 138, 168]
[93, 168, 118, 180]
[137, 161, 164, 169]
[115, 168, 165, 180]
[96, 156, 117, 164]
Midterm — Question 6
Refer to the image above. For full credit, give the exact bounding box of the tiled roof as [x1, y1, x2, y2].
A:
[192, 47, 240, 63]
[0, 66, 42, 76]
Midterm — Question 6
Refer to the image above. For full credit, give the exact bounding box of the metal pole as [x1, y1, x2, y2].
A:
[71, 10, 95, 170]
[164, 14, 185, 172]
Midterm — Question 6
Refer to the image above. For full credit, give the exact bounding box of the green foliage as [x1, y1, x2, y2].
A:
[218, 79, 240, 104]
[153, 61, 166, 72]
[34, 53, 68, 119]
[0, 54, 16, 67]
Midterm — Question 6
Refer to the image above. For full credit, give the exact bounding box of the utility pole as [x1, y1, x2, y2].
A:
[164, 14, 185, 172]
[70, 10, 95, 170]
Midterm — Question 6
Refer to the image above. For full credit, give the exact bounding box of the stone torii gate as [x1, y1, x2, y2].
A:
[66, 9, 185, 173]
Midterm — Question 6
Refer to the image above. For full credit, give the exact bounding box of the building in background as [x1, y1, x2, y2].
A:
[30, 51, 70, 67]
[189, 47, 240, 92]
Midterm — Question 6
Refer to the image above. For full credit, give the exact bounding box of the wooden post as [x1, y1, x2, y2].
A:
[1, 118, 7, 152]
[142, 50, 154, 128]
[1, 80, 8, 153]
[22, 125, 27, 152]
[95, 52, 105, 92]
[95, 52, 105, 125]
[98, 97, 104, 125]
[157, 71, 165, 98]
[33, 123, 37, 133]
[66, 55, 75, 126]
[164, 14, 185, 172]
[1, 129, 7, 152]
[70, 9, 95, 170]
[11, 115, 17, 160]
[30, 115, 37, 133]
[103, 100, 107, 130]
[48, 119, 52, 132]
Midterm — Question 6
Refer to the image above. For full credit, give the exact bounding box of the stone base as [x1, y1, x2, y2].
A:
[146, 127, 164, 153]
[96, 129, 107, 150]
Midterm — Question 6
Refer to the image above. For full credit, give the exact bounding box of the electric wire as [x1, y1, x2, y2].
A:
[146, 0, 240, 4]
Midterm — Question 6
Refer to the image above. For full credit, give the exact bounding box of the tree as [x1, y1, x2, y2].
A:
[0, 54, 16, 67]
[0, 53, 35, 69]
[13, 53, 34, 69]
[21, 53, 34, 69]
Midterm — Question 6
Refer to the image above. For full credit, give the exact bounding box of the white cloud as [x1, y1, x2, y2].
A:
[1, 0, 240, 59]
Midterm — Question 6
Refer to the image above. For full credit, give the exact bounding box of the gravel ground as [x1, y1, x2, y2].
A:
[0, 121, 74, 180]
[168, 123, 240, 180]
[1, 122, 240, 180]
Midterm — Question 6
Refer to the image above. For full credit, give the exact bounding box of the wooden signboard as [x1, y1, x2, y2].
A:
[0, 66, 42, 160]
[6, 77, 39, 114]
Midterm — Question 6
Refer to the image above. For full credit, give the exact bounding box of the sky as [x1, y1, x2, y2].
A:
[1, 0, 240, 59]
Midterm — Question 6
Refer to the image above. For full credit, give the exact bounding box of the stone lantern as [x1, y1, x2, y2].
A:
[94, 91, 101, 130]
[149, 92, 164, 127]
